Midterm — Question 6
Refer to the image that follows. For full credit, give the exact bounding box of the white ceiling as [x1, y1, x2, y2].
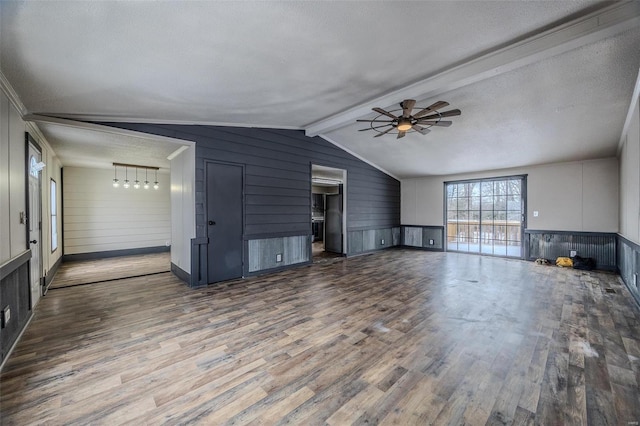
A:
[1, 1, 639, 178]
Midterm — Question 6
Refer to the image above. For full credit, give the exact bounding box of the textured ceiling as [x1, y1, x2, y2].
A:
[33, 121, 189, 171]
[1, 1, 638, 177]
[327, 25, 640, 177]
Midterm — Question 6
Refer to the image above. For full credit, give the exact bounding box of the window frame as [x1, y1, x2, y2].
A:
[50, 178, 58, 253]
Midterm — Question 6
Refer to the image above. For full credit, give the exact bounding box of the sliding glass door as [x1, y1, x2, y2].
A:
[446, 176, 525, 258]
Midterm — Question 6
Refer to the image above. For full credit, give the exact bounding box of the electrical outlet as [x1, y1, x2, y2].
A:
[381, 239, 385, 245]
[570, 250, 577, 257]
[429, 239, 434, 245]
[276, 253, 283, 262]
[533, 211, 539, 217]
[1, 306, 10, 328]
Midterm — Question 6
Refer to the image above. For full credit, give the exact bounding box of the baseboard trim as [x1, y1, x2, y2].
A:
[400, 245, 445, 252]
[44, 256, 63, 294]
[62, 246, 170, 262]
[0, 313, 33, 372]
[171, 263, 191, 285]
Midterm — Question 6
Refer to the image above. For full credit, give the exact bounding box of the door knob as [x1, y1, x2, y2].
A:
[208, 220, 216, 226]
[30, 239, 38, 244]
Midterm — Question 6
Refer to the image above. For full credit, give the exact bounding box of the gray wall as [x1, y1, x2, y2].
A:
[619, 95, 640, 303]
[402, 157, 618, 233]
[102, 124, 401, 280]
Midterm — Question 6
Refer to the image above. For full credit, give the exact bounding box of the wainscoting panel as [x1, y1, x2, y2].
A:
[403, 227, 422, 247]
[347, 231, 363, 254]
[347, 227, 400, 255]
[0, 251, 32, 366]
[525, 230, 616, 271]
[401, 226, 445, 251]
[248, 235, 310, 273]
[618, 235, 640, 306]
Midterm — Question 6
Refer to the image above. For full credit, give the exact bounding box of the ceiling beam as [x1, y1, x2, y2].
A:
[618, 67, 640, 153]
[305, 1, 640, 137]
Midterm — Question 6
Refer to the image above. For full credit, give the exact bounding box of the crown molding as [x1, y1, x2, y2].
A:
[0, 70, 28, 116]
[305, 1, 640, 137]
[36, 113, 304, 131]
[25, 114, 196, 147]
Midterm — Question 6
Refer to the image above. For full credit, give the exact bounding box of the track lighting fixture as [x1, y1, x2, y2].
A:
[112, 163, 159, 190]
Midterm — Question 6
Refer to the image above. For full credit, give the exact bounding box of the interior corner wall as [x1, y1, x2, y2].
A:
[619, 97, 640, 245]
[0, 90, 30, 263]
[170, 145, 196, 275]
[618, 95, 640, 305]
[401, 157, 619, 233]
[62, 167, 171, 255]
[0, 91, 29, 365]
[99, 123, 401, 281]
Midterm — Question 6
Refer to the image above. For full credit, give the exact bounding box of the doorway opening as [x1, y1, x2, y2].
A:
[445, 175, 526, 258]
[311, 164, 346, 262]
[27, 136, 43, 306]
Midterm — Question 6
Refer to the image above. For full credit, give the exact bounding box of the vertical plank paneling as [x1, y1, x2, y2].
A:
[404, 227, 423, 247]
[617, 235, 640, 306]
[248, 236, 310, 273]
[0, 254, 31, 366]
[526, 231, 616, 270]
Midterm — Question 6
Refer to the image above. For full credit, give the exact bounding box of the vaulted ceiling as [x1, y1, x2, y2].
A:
[1, 1, 639, 178]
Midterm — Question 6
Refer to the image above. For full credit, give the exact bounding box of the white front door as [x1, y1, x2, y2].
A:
[28, 143, 42, 306]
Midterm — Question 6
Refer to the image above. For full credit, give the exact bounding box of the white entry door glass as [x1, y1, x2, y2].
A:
[28, 143, 42, 305]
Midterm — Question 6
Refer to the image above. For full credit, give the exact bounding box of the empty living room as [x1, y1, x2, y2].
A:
[1, 1, 639, 424]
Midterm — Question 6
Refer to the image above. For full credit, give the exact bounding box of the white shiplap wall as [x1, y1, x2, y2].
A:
[63, 167, 171, 255]
[170, 145, 195, 274]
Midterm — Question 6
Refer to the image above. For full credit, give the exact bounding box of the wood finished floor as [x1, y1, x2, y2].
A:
[2, 249, 640, 425]
[49, 252, 171, 289]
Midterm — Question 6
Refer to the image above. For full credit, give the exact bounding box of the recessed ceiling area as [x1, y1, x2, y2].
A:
[1, 1, 638, 177]
[30, 118, 191, 171]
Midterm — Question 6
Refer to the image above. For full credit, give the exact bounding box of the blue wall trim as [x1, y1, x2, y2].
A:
[62, 246, 170, 262]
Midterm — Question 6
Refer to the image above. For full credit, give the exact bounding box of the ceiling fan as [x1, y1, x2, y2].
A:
[357, 99, 461, 139]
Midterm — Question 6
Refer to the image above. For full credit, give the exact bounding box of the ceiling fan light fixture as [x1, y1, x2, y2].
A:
[358, 99, 460, 138]
[397, 120, 412, 132]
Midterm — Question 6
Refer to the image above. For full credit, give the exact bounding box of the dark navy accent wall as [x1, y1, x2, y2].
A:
[101, 124, 401, 281]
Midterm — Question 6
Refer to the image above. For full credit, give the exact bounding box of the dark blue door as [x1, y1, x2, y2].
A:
[206, 162, 243, 283]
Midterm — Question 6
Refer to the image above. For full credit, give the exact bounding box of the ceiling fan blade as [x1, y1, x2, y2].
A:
[397, 130, 406, 139]
[372, 107, 398, 119]
[413, 101, 449, 118]
[374, 127, 395, 138]
[359, 124, 393, 131]
[401, 99, 416, 118]
[356, 119, 394, 122]
[412, 125, 431, 135]
[419, 109, 462, 120]
[416, 120, 453, 127]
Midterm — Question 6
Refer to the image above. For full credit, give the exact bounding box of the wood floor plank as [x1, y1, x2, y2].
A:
[1, 249, 640, 424]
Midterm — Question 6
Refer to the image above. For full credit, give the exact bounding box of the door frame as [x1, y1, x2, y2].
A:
[25, 133, 43, 303]
[443, 174, 527, 259]
[204, 159, 245, 283]
[310, 163, 347, 256]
